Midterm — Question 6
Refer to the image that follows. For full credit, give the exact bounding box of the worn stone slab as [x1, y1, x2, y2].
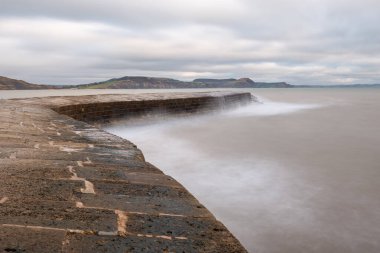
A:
[63, 233, 245, 253]
[0, 92, 251, 252]
[77, 193, 211, 217]
[0, 199, 117, 232]
[0, 177, 83, 201]
[0, 225, 65, 253]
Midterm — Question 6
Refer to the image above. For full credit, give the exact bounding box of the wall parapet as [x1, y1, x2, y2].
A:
[50, 92, 253, 123]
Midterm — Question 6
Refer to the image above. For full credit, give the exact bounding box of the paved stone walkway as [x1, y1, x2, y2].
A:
[0, 92, 251, 252]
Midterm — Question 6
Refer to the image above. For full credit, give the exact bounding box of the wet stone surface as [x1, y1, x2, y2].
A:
[0, 92, 251, 252]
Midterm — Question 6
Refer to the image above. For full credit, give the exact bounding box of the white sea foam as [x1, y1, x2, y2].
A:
[225, 96, 324, 117]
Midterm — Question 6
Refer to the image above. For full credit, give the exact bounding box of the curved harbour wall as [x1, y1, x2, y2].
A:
[50, 92, 252, 123]
[0, 92, 252, 252]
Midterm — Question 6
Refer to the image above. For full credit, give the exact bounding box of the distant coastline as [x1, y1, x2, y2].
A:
[1, 75, 379, 90]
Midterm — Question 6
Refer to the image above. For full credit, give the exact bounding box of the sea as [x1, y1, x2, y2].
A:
[2, 88, 380, 253]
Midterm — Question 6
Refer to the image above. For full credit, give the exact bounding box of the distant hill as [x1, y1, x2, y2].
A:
[193, 78, 255, 88]
[1, 75, 379, 90]
[78, 76, 194, 89]
[192, 78, 292, 88]
[0, 76, 57, 90]
[2, 75, 292, 90]
[78, 76, 293, 89]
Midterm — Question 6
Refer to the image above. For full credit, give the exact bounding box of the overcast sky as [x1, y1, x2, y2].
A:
[1, 0, 379, 85]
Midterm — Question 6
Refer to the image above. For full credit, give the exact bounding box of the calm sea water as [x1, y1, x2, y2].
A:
[0, 88, 228, 99]
[3, 88, 380, 252]
[104, 88, 380, 253]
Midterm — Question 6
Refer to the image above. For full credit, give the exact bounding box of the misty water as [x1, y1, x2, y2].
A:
[103, 88, 380, 253]
[2, 88, 379, 252]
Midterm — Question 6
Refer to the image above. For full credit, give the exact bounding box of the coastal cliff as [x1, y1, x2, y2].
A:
[0, 75, 292, 90]
[0, 76, 53, 90]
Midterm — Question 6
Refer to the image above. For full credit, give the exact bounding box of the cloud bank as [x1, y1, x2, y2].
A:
[0, 0, 379, 85]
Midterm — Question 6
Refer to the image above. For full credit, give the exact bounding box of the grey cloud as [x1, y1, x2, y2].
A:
[0, 0, 244, 29]
[0, 0, 380, 85]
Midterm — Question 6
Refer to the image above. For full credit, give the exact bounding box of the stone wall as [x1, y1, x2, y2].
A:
[52, 93, 253, 123]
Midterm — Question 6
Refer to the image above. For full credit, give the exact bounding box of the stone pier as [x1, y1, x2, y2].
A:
[0, 92, 252, 252]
